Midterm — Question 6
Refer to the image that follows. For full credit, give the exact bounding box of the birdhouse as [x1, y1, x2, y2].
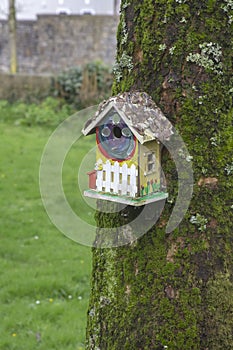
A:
[82, 92, 173, 206]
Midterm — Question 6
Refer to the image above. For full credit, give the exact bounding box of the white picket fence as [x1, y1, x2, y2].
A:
[96, 160, 138, 197]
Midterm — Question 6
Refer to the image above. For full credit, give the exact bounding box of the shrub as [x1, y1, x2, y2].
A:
[0, 97, 75, 128]
[53, 61, 113, 107]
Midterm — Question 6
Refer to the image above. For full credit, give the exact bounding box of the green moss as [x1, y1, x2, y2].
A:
[205, 274, 233, 349]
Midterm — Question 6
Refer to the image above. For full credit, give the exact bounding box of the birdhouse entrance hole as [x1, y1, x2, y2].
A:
[113, 126, 122, 138]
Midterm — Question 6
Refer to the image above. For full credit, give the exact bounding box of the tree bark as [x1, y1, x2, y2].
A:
[86, 1, 233, 349]
[9, 0, 17, 74]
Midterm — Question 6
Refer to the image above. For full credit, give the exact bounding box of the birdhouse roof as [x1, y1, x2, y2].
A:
[82, 91, 173, 144]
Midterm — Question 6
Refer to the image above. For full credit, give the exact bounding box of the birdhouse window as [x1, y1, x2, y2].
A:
[101, 127, 111, 137]
[148, 153, 153, 163]
[147, 152, 156, 174]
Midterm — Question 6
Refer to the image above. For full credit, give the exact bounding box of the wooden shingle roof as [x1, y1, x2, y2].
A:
[82, 91, 173, 144]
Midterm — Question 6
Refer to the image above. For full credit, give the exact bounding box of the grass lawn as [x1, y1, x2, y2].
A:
[0, 111, 93, 349]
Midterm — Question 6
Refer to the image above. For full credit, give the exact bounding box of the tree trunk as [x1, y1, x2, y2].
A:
[86, 1, 233, 349]
[9, 0, 17, 74]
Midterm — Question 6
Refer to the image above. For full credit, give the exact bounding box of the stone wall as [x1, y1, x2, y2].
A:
[0, 15, 118, 74]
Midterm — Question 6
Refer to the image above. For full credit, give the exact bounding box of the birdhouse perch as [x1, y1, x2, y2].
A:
[82, 91, 173, 206]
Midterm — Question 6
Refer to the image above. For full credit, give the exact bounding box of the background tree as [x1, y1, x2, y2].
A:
[9, 0, 17, 73]
[114, 0, 121, 15]
[86, 1, 233, 349]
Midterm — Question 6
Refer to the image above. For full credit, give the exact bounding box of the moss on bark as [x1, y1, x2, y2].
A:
[86, 0, 233, 349]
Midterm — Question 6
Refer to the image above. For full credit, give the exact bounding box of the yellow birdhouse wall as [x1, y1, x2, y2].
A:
[138, 140, 161, 196]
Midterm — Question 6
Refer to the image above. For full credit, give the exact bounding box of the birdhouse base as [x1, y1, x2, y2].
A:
[84, 190, 168, 207]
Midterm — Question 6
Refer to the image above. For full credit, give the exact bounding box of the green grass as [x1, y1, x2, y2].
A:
[0, 103, 94, 350]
